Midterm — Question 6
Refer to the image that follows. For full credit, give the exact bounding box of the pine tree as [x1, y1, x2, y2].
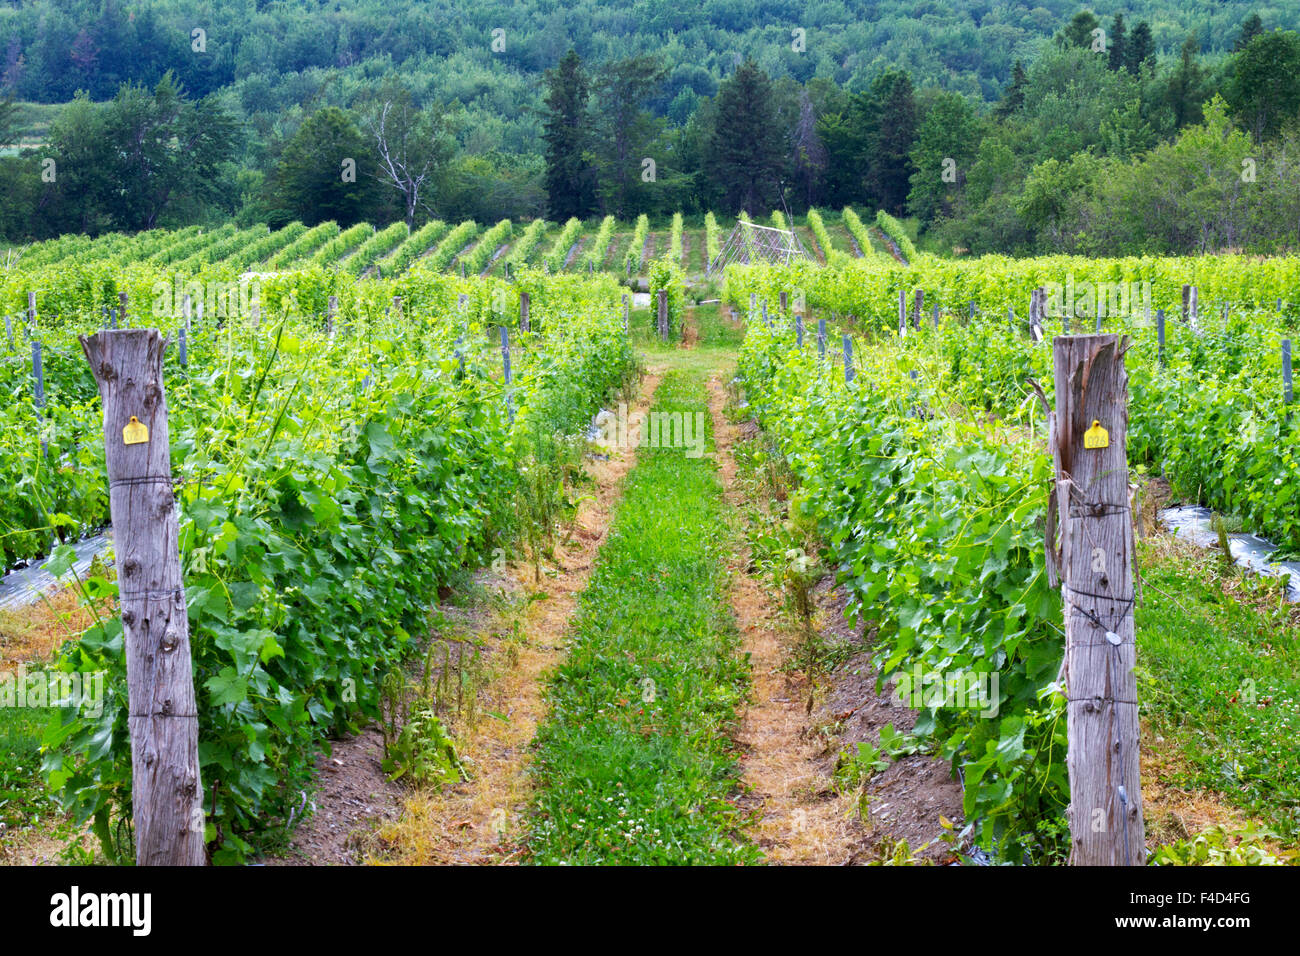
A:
[703, 59, 784, 214]
[1125, 22, 1155, 74]
[1234, 14, 1265, 52]
[1165, 35, 1207, 129]
[995, 60, 1028, 118]
[814, 108, 866, 207]
[864, 68, 916, 215]
[542, 49, 596, 220]
[1108, 14, 1127, 71]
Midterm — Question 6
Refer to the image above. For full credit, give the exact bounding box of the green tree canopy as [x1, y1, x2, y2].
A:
[264, 106, 383, 227]
[703, 60, 785, 214]
[542, 49, 597, 220]
[1228, 29, 1300, 142]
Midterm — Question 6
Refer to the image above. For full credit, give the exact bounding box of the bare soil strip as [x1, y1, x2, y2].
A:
[362, 368, 664, 865]
[681, 304, 699, 348]
[707, 374, 964, 864]
[706, 374, 860, 862]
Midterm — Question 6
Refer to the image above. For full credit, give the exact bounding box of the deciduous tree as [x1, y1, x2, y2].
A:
[264, 106, 382, 226]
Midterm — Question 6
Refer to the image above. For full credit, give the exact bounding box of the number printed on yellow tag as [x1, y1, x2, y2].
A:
[1083, 419, 1109, 449]
[123, 416, 149, 445]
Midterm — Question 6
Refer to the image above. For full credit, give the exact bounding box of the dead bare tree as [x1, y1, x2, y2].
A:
[363, 94, 449, 228]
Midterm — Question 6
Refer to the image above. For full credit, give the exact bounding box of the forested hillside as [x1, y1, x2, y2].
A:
[1, 1, 1299, 254]
[2, 1, 1283, 104]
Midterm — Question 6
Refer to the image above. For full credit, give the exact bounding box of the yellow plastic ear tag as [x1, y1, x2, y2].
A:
[123, 416, 150, 445]
[1083, 420, 1109, 449]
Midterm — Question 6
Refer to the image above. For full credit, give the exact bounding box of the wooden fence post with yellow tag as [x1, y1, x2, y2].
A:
[1047, 333, 1144, 865]
[79, 328, 206, 866]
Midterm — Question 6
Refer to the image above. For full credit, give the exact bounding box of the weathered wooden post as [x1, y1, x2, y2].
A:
[1049, 333, 1144, 866]
[843, 334, 854, 384]
[181, 295, 192, 333]
[897, 289, 907, 336]
[621, 293, 629, 334]
[912, 289, 923, 329]
[657, 289, 668, 341]
[817, 317, 826, 361]
[79, 329, 206, 866]
[932, 303, 939, 329]
[4, 313, 13, 351]
[460, 260, 467, 279]
[178, 326, 188, 368]
[794, 311, 804, 349]
[521, 292, 531, 334]
[749, 293, 757, 315]
[326, 295, 338, 339]
[119, 291, 129, 326]
[779, 290, 788, 313]
[1156, 310, 1166, 367]
[27, 291, 36, 329]
[1180, 284, 1200, 328]
[762, 300, 770, 329]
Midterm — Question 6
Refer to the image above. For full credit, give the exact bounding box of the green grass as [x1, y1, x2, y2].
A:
[524, 367, 758, 865]
[0, 704, 60, 833]
[1136, 542, 1300, 841]
[694, 302, 744, 349]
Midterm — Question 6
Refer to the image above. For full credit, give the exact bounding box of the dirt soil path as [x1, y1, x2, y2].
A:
[706, 374, 859, 862]
[706, 373, 964, 864]
[359, 367, 665, 865]
[680, 304, 699, 348]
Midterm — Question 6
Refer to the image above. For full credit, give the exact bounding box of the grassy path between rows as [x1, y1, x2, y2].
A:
[523, 352, 760, 863]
